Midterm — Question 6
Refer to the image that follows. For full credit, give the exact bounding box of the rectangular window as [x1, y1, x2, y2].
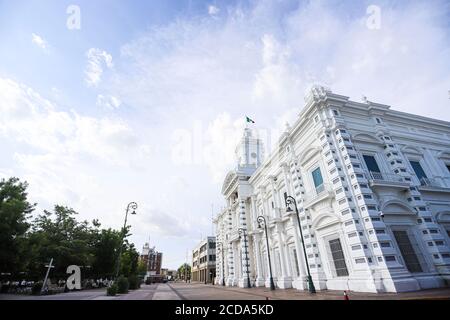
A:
[329, 238, 349, 277]
[409, 161, 428, 180]
[363, 155, 381, 173]
[312, 167, 324, 189]
[393, 230, 423, 273]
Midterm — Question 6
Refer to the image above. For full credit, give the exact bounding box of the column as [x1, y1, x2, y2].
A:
[291, 215, 307, 290]
[276, 227, 292, 288]
[253, 234, 265, 286]
[226, 208, 235, 286]
[238, 198, 251, 287]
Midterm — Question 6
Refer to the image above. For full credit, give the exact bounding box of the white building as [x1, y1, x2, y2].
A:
[192, 237, 216, 284]
[214, 86, 450, 293]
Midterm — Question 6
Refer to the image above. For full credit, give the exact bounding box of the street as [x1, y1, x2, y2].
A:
[1, 282, 449, 300]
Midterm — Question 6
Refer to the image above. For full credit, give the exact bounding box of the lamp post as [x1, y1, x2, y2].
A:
[216, 242, 226, 286]
[115, 202, 138, 279]
[285, 195, 316, 294]
[256, 216, 276, 290]
[238, 228, 252, 288]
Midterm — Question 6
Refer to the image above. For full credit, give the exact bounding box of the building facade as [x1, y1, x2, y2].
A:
[192, 237, 216, 284]
[140, 243, 163, 281]
[214, 86, 450, 293]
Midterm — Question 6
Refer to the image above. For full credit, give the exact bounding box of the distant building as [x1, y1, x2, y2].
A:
[140, 243, 163, 281]
[192, 237, 216, 283]
[167, 270, 177, 280]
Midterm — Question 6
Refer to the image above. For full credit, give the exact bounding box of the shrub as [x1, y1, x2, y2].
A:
[128, 275, 140, 290]
[145, 278, 151, 285]
[107, 284, 118, 296]
[32, 282, 43, 295]
[116, 276, 129, 294]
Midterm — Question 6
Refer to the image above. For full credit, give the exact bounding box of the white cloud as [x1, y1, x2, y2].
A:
[31, 33, 48, 51]
[84, 48, 113, 87]
[96, 94, 122, 109]
[208, 5, 220, 16]
[0, 77, 152, 216]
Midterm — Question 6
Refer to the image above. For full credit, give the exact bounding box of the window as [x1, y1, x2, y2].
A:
[385, 256, 396, 262]
[409, 161, 428, 180]
[329, 239, 349, 277]
[363, 155, 381, 173]
[447, 164, 450, 173]
[311, 167, 324, 189]
[393, 230, 423, 273]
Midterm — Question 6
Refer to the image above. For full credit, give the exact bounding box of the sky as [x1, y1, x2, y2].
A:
[0, 0, 449, 269]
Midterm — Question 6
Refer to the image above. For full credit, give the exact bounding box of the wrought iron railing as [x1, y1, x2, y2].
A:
[366, 171, 404, 183]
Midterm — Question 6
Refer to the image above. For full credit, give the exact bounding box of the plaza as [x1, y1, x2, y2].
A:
[0, 282, 449, 300]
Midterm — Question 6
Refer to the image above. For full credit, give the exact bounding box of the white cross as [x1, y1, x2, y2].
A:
[41, 258, 54, 294]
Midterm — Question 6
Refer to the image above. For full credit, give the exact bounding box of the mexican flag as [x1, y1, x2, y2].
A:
[246, 116, 255, 124]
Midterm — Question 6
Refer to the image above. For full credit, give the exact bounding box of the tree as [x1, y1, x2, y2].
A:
[91, 228, 122, 279]
[28, 205, 95, 279]
[118, 240, 140, 277]
[177, 263, 191, 281]
[0, 177, 35, 276]
[137, 259, 147, 278]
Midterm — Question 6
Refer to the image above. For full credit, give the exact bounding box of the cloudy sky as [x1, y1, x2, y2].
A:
[0, 0, 449, 269]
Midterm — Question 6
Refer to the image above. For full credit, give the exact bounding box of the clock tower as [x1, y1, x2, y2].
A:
[235, 127, 264, 172]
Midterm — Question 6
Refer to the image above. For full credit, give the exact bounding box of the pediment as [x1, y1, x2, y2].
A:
[221, 171, 237, 195]
[352, 133, 383, 144]
[401, 145, 423, 156]
[436, 211, 450, 223]
[381, 200, 415, 215]
[437, 150, 450, 160]
[311, 213, 341, 231]
[299, 147, 321, 166]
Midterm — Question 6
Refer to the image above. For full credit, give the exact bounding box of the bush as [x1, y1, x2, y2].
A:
[128, 275, 140, 290]
[32, 282, 43, 295]
[107, 284, 118, 296]
[145, 278, 151, 285]
[116, 276, 129, 294]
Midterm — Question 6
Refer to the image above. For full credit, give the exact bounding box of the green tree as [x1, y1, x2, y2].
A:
[118, 240, 140, 277]
[28, 205, 95, 279]
[0, 177, 35, 275]
[137, 259, 147, 278]
[177, 263, 191, 281]
[91, 228, 122, 279]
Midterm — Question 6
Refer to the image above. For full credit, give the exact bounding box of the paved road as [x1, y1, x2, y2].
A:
[1, 282, 449, 300]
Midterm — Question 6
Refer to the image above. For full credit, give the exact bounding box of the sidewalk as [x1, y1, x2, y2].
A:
[171, 282, 450, 300]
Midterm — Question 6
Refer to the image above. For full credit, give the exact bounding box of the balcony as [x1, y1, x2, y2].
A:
[303, 183, 334, 208]
[418, 177, 450, 193]
[365, 171, 410, 191]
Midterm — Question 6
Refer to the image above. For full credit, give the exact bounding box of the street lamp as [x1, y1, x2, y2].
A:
[238, 228, 252, 288]
[285, 195, 316, 294]
[256, 216, 276, 290]
[115, 202, 138, 279]
[216, 242, 226, 286]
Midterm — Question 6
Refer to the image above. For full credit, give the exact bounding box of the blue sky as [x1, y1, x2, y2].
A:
[0, 0, 449, 269]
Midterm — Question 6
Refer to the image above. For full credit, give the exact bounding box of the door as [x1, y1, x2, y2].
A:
[392, 230, 423, 273]
[329, 238, 349, 277]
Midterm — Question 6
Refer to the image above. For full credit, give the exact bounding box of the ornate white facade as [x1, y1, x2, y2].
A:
[214, 86, 450, 293]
